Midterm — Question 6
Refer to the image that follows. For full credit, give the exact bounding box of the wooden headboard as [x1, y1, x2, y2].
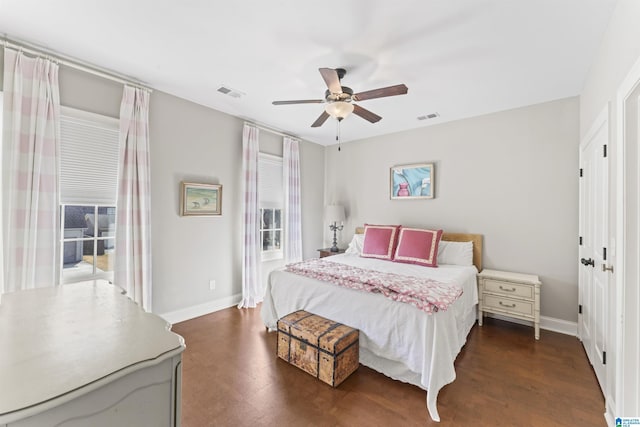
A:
[355, 227, 483, 272]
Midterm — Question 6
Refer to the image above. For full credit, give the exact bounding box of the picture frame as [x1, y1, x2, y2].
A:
[180, 182, 222, 216]
[390, 163, 434, 199]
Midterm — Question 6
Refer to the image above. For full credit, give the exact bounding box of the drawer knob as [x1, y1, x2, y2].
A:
[499, 301, 516, 308]
[499, 285, 516, 292]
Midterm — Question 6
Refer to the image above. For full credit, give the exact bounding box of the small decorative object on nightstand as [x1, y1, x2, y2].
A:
[477, 269, 541, 340]
[318, 248, 345, 258]
[325, 204, 345, 252]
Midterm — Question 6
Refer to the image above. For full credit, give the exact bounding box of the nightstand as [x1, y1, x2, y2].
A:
[317, 248, 345, 258]
[477, 269, 541, 340]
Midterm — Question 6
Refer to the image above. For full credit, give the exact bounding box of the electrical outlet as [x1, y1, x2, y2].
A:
[209, 280, 216, 290]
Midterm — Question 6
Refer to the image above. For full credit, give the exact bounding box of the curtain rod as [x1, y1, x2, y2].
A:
[244, 121, 299, 140]
[1, 36, 152, 92]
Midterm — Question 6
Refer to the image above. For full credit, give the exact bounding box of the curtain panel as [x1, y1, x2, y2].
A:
[115, 86, 152, 311]
[2, 48, 61, 292]
[239, 124, 261, 308]
[283, 137, 302, 263]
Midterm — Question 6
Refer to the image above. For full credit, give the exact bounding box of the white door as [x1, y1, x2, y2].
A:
[579, 107, 609, 395]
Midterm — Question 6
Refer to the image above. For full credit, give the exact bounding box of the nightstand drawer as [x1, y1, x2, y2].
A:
[484, 279, 533, 299]
[483, 294, 534, 317]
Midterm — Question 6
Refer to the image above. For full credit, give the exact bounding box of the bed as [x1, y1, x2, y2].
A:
[261, 227, 483, 422]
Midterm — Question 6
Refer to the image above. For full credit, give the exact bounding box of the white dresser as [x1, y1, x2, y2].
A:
[0, 281, 185, 426]
[477, 269, 541, 339]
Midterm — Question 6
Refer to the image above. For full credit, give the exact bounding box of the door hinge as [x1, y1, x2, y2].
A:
[579, 168, 583, 177]
[603, 247, 607, 261]
[579, 304, 582, 314]
[579, 236, 583, 246]
[603, 351, 606, 365]
[603, 144, 608, 157]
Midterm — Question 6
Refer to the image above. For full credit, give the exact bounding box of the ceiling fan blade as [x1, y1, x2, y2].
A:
[319, 68, 342, 94]
[272, 99, 324, 105]
[311, 111, 330, 127]
[353, 84, 408, 101]
[353, 104, 382, 123]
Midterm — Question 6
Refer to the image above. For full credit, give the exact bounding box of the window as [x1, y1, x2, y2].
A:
[61, 205, 116, 283]
[59, 107, 119, 283]
[260, 207, 282, 255]
[259, 153, 284, 261]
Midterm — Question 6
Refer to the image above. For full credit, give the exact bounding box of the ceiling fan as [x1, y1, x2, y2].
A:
[272, 67, 408, 128]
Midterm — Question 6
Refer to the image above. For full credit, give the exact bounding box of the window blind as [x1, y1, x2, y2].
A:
[59, 108, 119, 205]
[258, 153, 283, 208]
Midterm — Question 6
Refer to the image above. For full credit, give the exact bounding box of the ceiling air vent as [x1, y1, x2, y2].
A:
[417, 112, 440, 121]
[217, 85, 245, 99]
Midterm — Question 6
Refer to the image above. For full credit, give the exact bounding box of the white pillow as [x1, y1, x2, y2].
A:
[344, 234, 365, 255]
[437, 240, 473, 266]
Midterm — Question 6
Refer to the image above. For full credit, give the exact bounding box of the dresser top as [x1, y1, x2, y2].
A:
[478, 269, 541, 285]
[0, 281, 185, 420]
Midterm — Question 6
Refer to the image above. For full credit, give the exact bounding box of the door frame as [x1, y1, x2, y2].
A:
[614, 51, 640, 421]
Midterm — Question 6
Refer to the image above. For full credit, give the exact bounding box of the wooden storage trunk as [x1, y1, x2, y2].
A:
[277, 310, 359, 387]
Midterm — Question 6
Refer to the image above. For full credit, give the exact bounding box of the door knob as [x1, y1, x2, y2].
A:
[602, 264, 614, 273]
[581, 258, 595, 267]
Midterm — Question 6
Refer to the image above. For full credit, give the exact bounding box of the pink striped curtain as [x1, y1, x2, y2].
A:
[2, 48, 61, 292]
[238, 124, 261, 308]
[115, 86, 152, 311]
[283, 137, 302, 263]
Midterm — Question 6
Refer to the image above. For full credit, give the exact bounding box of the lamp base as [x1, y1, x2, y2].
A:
[329, 222, 344, 253]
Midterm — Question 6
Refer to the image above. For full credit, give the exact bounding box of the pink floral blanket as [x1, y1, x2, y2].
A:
[284, 259, 463, 314]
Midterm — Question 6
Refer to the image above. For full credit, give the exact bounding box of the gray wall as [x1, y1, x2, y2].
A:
[325, 97, 580, 322]
[149, 92, 324, 314]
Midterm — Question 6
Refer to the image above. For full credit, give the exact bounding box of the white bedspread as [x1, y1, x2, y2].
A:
[261, 254, 478, 422]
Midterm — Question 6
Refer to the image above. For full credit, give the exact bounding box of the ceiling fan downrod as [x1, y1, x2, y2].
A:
[337, 118, 342, 151]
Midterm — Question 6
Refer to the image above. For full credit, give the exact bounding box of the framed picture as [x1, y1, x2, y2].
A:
[390, 163, 434, 199]
[180, 182, 222, 216]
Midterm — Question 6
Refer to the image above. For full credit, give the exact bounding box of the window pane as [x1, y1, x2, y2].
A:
[63, 239, 83, 266]
[97, 206, 116, 239]
[98, 239, 115, 274]
[263, 230, 274, 251]
[273, 230, 281, 250]
[274, 209, 281, 229]
[263, 209, 273, 229]
[64, 205, 93, 236]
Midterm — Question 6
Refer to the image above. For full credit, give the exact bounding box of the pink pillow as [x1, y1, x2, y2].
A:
[361, 224, 400, 260]
[393, 227, 443, 267]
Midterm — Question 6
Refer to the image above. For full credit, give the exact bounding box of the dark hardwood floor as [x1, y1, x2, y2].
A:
[172, 307, 605, 427]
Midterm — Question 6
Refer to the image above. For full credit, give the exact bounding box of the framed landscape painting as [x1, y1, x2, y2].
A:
[390, 163, 434, 199]
[180, 182, 222, 216]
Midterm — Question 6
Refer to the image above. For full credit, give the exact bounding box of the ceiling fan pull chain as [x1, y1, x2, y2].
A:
[337, 120, 341, 151]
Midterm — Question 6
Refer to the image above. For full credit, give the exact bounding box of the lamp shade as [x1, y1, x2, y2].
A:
[325, 101, 354, 119]
[324, 204, 345, 223]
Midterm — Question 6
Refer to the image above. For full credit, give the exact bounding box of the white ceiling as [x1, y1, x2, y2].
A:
[0, 0, 618, 145]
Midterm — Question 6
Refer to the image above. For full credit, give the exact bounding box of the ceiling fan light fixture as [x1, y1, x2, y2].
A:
[325, 101, 354, 120]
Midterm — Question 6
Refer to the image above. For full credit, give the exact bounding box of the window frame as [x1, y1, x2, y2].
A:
[260, 207, 283, 261]
[60, 204, 117, 284]
[258, 153, 284, 262]
[58, 106, 119, 284]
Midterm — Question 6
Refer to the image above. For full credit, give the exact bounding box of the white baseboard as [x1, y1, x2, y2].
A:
[540, 315, 578, 336]
[158, 293, 242, 325]
[484, 313, 577, 336]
